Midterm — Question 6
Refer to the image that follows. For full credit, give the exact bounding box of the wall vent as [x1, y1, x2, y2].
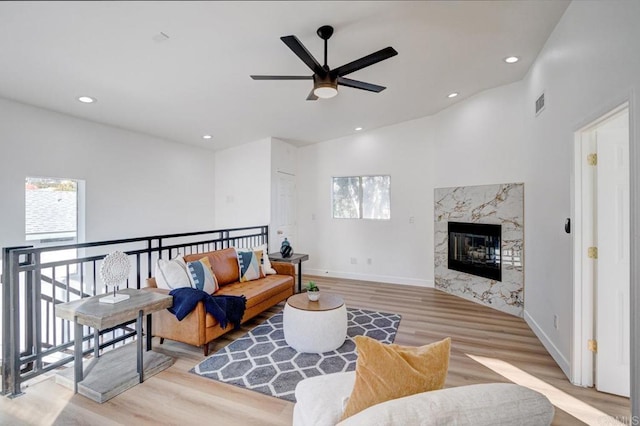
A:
[535, 93, 545, 116]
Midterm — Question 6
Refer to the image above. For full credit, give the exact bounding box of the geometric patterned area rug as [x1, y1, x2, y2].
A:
[191, 307, 401, 402]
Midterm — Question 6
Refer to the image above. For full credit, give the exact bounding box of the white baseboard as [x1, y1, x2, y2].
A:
[305, 268, 434, 288]
[524, 309, 571, 379]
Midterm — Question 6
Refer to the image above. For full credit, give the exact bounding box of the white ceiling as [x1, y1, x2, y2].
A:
[0, 1, 570, 151]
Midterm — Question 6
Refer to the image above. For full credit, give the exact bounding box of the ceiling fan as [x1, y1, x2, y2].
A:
[250, 25, 398, 101]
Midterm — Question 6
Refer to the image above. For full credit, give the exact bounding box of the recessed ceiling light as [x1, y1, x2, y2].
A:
[77, 96, 96, 103]
[447, 92, 459, 98]
[504, 56, 519, 64]
[202, 135, 212, 140]
[355, 127, 363, 131]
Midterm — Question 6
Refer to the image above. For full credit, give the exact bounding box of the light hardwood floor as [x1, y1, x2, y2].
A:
[0, 276, 631, 425]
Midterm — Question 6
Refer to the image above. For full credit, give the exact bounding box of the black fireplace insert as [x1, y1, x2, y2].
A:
[448, 221, 501, 281]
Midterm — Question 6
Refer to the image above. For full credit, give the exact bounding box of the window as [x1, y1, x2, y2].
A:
[25, 177, 80, 243]
[332, 175, 390, 219]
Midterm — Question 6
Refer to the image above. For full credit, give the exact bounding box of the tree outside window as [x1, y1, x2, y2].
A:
[332, 175, 390, 220]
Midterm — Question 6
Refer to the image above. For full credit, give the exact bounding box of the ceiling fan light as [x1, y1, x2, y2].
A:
[314, 86, 338, 99]
[313, 74, 338, 99]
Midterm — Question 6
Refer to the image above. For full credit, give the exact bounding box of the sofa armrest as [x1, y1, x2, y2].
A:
[142, 284, 208, 347]
[143, 278, 171, 296]
[271, 261, 295, 279]
[153, 301, 207, 346]
[145, 286, 170, 295]
[145, 277, 159, 289]
[294, 372, 355, 426]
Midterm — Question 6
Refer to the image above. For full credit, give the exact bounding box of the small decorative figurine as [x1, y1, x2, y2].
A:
[280, 238, 293, 258]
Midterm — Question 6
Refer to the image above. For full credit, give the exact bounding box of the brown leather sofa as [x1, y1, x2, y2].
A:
[145, 247, 295, 355]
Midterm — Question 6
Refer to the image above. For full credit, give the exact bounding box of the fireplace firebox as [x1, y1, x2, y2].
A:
[448, 222, 501, 281]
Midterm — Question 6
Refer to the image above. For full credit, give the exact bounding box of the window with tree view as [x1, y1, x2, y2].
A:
[332, 175, 390, 219]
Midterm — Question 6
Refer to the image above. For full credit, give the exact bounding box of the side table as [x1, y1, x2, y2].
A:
[269, 252, 309, 293]
[55, 288, 173, 403]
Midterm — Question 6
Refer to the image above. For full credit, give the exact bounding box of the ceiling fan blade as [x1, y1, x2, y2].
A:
[331, 47, 398, 78]
[306, 89, 318, 101]
[338, 77, 386, 93]
[280, 35, 325, 76]
[251, 75, 313, 80]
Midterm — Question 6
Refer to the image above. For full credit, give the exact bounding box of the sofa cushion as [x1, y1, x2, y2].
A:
[154, 255, 191, 290]
[293, 374, 554, 426]
[236, 249, 265, 282]
[205, 275, 293, 327]
[338, 383, 554, 426]
[184, 248, 239, 286]
[186, 257, 219, 294]
[341, 336, 451, 420]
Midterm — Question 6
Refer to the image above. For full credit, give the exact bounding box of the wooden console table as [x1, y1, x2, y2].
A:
[269, 252, 309, 293]
[55, 288, 173, 403]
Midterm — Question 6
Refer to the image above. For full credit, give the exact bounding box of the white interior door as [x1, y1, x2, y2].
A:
[274, 172, 297, 252]
[595, 109, 630, 397]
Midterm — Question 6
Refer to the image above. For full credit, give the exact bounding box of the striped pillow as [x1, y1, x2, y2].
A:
[186, 257, 219, 294]
[236, 250, 265, 282]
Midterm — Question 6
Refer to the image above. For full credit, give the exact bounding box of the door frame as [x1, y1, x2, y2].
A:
[571, 101, 629, 387]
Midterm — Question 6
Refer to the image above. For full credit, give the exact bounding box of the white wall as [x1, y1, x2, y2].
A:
[431, 81, 526, 188]
[296, 81, 526, 287]
[295, 1, 640, 385]
[0, 97, 217, 249]
[520, 0, 640, 377]
[297, 117, 435, 286]
[212, 136, 297, 253]
[213, 137, 271, 229]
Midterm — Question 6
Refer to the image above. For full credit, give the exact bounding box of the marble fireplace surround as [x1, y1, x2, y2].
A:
[434, 183, 524, 317]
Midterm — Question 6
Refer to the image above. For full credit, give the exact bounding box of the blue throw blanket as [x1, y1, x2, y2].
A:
[168, 287, 247, 330]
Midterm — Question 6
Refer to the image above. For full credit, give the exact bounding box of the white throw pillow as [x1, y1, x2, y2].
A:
[253, 243, 277, 275]
[154, 255, 191, 290]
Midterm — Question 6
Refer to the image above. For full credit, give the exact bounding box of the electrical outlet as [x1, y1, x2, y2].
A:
[409, 216, 415, 224]
[367, 258, 372, 265]
[350, 257, 357, 265]
[553, 315, 558, 329]
[311, 213, 316, 220]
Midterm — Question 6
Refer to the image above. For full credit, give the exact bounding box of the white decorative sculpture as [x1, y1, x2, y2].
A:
[99, 251, 131, 304]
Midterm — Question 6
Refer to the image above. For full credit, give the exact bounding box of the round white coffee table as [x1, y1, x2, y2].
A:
[283, 292, 348, 353]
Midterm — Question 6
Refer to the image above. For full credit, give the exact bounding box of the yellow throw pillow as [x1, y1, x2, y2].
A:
[341, 336, 451, 420]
